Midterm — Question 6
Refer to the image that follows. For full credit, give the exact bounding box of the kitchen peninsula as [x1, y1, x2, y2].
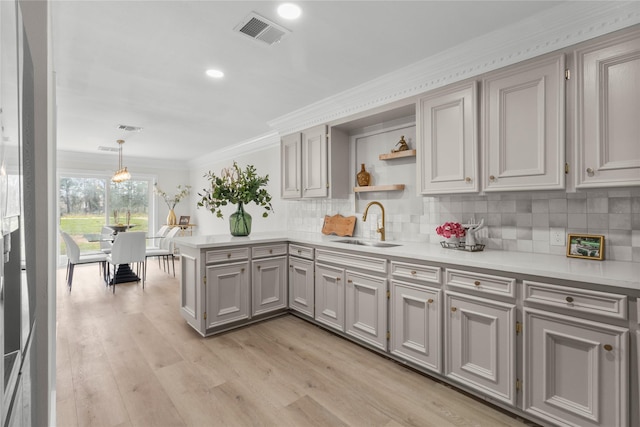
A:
[175, 232, 638, 427]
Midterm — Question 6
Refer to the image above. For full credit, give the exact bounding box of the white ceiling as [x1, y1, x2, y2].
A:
[52, 1, 565, 162]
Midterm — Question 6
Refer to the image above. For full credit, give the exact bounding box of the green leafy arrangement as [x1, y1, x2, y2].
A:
[197, 162, 273, 218]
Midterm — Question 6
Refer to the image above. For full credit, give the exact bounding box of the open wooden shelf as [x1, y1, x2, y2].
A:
[353, 184, 405, 193]
[378, 149, 416, 160]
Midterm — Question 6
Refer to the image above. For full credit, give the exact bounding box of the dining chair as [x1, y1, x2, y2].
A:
[60, 231, 107, 292]
[106, 231, 147, 293]
[146, 226, 181, 276]
[100, 226, 114, 254]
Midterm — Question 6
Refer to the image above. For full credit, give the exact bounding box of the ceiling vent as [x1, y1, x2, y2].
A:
[98, 146, 119, 153]
[117, 124, 143, 132]
[234, 12, 290, 45]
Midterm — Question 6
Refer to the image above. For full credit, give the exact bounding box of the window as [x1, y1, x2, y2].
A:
[58, 174, 154, 261]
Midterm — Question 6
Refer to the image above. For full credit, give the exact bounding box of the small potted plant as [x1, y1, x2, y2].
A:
[197, 162, 273, 236]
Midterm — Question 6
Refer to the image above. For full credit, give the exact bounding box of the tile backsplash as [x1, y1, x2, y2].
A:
[285, 188, 640, 263]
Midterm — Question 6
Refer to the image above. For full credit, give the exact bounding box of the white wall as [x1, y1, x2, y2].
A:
[188, 138, 286, 236]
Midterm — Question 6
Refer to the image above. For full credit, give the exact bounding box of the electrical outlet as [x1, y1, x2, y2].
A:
[550, 228, 565, 246]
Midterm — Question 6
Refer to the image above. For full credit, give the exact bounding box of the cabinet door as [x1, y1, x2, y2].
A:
[524, 308, 629, 427]
[281, 132, 302, 198]
[289, 256, 314, 317]
[205, 261, 249, 329]
[252, 256, 287, 316]
[302, 125, 328, 198]
[483, 54, 565, 191]
[315, 263, 344, 331]
[445, 291, 516, 405]
[180, 251, 205, 333]
[418, 81, 479, 194]
[390, 281, 441, 373]
[345, 271, 387, 350]
[575, 29, 640, 188]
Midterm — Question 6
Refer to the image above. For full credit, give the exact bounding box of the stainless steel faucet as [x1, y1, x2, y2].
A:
[362, 201, 386, 241]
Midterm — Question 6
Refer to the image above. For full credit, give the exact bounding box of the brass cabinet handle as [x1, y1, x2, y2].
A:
[241, 268, 245, 273]
[603, 344, 613, 352]
[336, 277, 341, 281]
[410, 270, 417, 275]
[465, 177, 471, 183]
[297, 249, 302, 254]
[227, 253, 231, 258]
[257, 265, 261, 270]
[586, 167, 594, 175]
[474, 281, 481, 286]
[428, 298, 434, 304]
[289, 265, 293, 268]
[566, 296, 574, 303]
[489, 175, 496, 181]
[347, 279, 353, 283]
[451, 307, 457, 312]
[269, 249, 273, 254]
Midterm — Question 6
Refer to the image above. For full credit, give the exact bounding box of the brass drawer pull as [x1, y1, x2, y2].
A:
[347, 279, 353, 283]
[227, 253, 231, 259]
[410, 270, 417, 275]
[451, 307, 457, 312]
[336, 277, 341, 281]
[566, 296, 574, 303]
[603, 344, 613, 352]
[465, 177, 471, 183]
[427, 298, 434, 304]
[489, 175, 496, 181]
[474, 281, 481, 286]
[269, 249, 273, 254]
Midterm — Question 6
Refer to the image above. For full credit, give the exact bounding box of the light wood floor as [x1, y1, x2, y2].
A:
[56, 260, 534, 427]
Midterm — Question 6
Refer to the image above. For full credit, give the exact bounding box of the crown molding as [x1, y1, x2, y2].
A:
[268, 1, 640, 135]
[57, 150, 188, 171]
[187, 131, 280, 169]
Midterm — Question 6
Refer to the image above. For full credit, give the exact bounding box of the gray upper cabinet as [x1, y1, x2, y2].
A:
[280, 132, 302, 198]
[417, 81, 479, 194]
[575, 28, 640, 188]
[482, 53, 566, 192]
[280, 124, 349, 200]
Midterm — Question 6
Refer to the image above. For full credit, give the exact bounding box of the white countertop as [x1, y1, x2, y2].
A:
[173, 231, 640, 292]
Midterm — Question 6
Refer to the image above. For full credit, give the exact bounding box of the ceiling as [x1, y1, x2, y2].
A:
[52, 1, 565, 162]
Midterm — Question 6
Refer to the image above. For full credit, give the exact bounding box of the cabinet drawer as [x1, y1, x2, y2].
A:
[289, 244, 314, 260]
[316, 249, 386, 274]
[252, 243, 287, 259]
[391, 261, 441, 285]
[205, 247, 249, 264]
[523, 281, 628, 320]
[445, 269, 515, 298]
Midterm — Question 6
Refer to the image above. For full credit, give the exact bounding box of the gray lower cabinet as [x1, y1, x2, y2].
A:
[252, 256, 287, 317]
[524, 308, 629, 427]
[179, 242, 287, 336]
[314, 263, 345, 331]
[444, 290, 516, 406]
[205, 261, 250, 329]
[345, 271, 387, 351]
[288, 256, 314, 317]
[390, 280, 441, 372]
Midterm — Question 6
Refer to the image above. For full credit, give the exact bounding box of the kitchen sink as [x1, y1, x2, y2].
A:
[334, 239, 401, 248]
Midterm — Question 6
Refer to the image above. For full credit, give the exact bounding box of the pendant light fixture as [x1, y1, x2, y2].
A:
[111, 139, 131, 182]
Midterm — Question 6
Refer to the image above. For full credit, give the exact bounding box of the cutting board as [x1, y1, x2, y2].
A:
[321, 214, 357, 237]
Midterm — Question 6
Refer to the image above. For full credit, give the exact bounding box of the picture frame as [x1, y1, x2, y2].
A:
[566, 234, 604, 260]
[178, 215, 190, 226]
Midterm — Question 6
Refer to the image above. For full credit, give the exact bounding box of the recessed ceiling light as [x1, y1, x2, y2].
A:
[277, 3, 301, 20]
[206, 69, 224, 78]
